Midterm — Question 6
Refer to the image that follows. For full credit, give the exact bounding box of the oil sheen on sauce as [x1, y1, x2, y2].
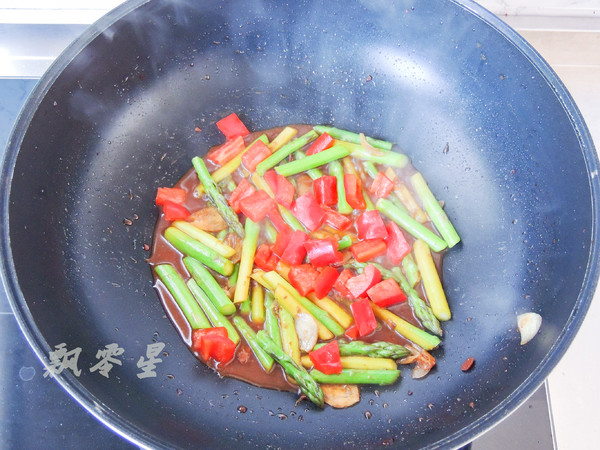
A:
[147, 124, 445, 394]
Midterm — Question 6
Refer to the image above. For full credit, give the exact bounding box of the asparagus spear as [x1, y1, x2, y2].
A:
[344, 261, 442, 336]
[239, 297, 252, 314]
[164, 227, 234, 276]
[329, 160, 352, 214]
[301, 355, 397, 371]
[232, 316, 274, 371]
[411, 172, 461, 248]
[255, 331, 324, 408]
[268, 126, 298, 151]
[173, 221, 236, 258]
[337, 234, 353, 250]
[310, 369, 400, 385]
[263, 291, 283, 351]
[264, 221, 278, 244]
[402, 253, 420, 287]
[413, 239, 451, 321]
[154, 264, 210, 329]
[256, 130, 319, 176]
[278, 306, 301, 364]
[274, 145, 350, 177]
[376, 198, 447, 252]
[186, 279, 240, 344]
[313, 125, 393, 151]
[250, 282, 265, 324]
[233, 218, 260, 303]
[192, 156, 245, 238]
[313, 340, 411, 359]
[183, 257, 236, 316]
[294, 150, 323, 179]
[371, 303, 441, 350]
[362, 161, 379, 179]
[394, 183, 428, 224]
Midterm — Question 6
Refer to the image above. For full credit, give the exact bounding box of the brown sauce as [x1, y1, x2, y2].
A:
[147, 124, 445, 395]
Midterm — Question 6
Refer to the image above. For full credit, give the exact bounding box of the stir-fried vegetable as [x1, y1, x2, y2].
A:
[150, 117, 461, 408]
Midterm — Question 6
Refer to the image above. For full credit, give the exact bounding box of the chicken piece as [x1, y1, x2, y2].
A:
[187, 206, 228, 232]
[322, 384, 360, 408]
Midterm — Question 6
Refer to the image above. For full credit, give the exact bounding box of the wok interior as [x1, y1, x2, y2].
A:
[6, 0, 594, 448]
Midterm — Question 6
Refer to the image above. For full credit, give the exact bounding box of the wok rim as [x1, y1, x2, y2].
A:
[0, 0, 598, 448]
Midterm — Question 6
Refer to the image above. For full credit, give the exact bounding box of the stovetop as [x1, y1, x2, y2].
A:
[0, 77, 554, 450]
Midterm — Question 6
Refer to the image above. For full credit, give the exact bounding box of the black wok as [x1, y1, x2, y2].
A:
[2, 0, 598, 448]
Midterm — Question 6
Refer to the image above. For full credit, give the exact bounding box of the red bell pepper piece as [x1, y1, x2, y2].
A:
[313, 176, 338, 206]
[156, 187, 186, 205]
[385, 222, 411, 264]
[304, 239, 343, 267]
[267, 205, 292, 234]
[228, 178, 256, 213]
[280, 230, 309, 265]
[206, 135, 245, 166]
[271, 229, 292, 257]
[350, 238, 387, 262]
[367, 278, 407, 308]
[288, 264, 319, 296]
[162, 201, 190, 221]
[334, 269, 354, 298]
[322, 206, 352, 231]
[291, 194, 325, 232]
[369, 172, 395, 198]
[242, 139, 271, 172]
[254, 244, 279, 271]
[192, 327, 236, 363]
[350, 298, 378, 337]
[216, 113, 250, 139]
[356, 210, 389, 240]
[308, 340, 342, 374]
[306, 132, 334, 156]
[264, 170, 295, 208]
[344, 324, 359, 340]
[343, 173, 366, 210]
[313, 266, 339, 299]
[239, 190, 275, 222]
[346, 264, 381, 298]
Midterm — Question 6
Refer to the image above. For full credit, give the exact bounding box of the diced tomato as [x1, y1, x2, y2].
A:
[228, 178, 256, 213]
[356, 210, 389, 240]
[280, 230, 309, 265]
[367, 278, 407, 308]
[192, 327, 232, 361]
[306, 132, 334, 156]
[346, 264, 381, 298]
[334, 269, 354, 298]
[272, 229, 292, 257]
[207, 335, 237, 364]
[291, 194, 325, 232]
[206, 135, 245, 166]
[288, 264, 319, 296]
[239, 190, 275, 222]
[162, 201, 190, 221]
[216, 113, 250, 139]
[254, 244, 279, 271]
[304, 239, 343, 267]
[369, 172, 395, 198]
[344, 324, 359, 340]
[350, 299, 378, 337]
[267, 206, 292, 234]
[313, 266, 339, 299]
[350, 238, 387, 262]
[156, 187, 186, 206]
[264, 170, 295, 208]
[308, 340, 342, 374]
[343, 173, 366, 209]
[322, 206, 352, 231]
[313, 176, 338, 206]
[385, 222, 411, 264]
[242, 140, 271, 172]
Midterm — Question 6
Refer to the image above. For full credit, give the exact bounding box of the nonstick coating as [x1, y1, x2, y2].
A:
[2, 0, 599, 448]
